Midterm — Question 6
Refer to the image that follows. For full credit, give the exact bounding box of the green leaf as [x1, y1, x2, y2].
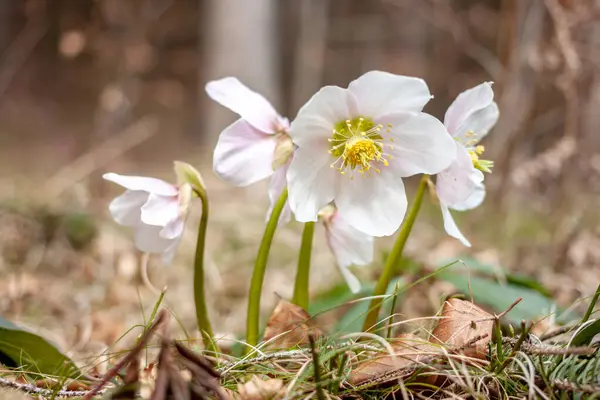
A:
[335, 278, 404, 334]
[571, 319, 600, 346]
[0, 316, 82, 378]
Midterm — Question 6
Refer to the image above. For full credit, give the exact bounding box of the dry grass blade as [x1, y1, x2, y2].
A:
[348, 333, 440, 386]
[430, 298, 494, 360]
[262, 300, 323, 349]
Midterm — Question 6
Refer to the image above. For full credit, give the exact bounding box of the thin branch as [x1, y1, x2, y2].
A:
[0, 376, 97, 398]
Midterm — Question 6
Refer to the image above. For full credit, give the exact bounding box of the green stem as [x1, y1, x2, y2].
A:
[292, 222, 316, 309]
[362, 175, 429, 333]
[194, 190, 218, 354]
[245, 188, 289, 353]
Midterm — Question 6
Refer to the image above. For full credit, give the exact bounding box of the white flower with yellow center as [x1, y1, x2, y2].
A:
[206, 77, 293, 224]
[287, 71, 455, 237]
[436, 82, 499, 246]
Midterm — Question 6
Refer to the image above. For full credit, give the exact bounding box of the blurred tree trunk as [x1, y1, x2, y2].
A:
[202, 0, 280, 144]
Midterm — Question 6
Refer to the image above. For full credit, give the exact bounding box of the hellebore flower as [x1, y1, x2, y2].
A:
[320, 206, 374, 293]
[206, 77, 292, 224]
[287, 70, 455, 237]
[103, 172, 192, 264]
[436, 82, 499, 246]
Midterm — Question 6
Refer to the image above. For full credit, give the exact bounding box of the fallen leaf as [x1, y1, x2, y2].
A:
[348, 333, 440, 386]
[262, 300, 323, 349]
[236, 376, 284, 400]
[430, 298, 493, 360]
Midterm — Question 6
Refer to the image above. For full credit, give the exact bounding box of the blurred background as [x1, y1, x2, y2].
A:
[1, 0, 600, 361]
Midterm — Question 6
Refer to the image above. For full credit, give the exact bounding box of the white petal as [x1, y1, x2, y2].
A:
[289, 86, 357, 147]
[213, 119, 277, 186]
[444, 82, 498, 141]
[381, 112, 455, 177]
[349, 71, 431, 117]
[339, 266, 362, 294]
[436, 143, 484, 206]
[103, 173, 177, 196]
[335, 171, 407, 237]
[205, 77, 279, 133]
[108, 190, 148, 226]
[326, 212, 374, 268]
[161, 237, 182, 265]
[266, 163, 291, 226]
[451, 181, 486, 211]
[160, 217, 185, 240]
[141, 193, 180, 227]
[287, 145, 338, 222]
[455, 102, 499, 144]
[440, 202, 471, 247]
[134, 224, 176, 254]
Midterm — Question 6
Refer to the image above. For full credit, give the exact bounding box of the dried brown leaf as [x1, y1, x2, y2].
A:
[236, 376, 284, 400]
[430, 298, 493, 360]
[262, 300, 323, 349]
[348, 333, 440, 386]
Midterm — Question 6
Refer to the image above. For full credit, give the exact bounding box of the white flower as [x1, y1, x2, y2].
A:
[436, 82, 499, 246]
[287, 70, 455, 237]
[320, 206, 374, 294]
[206, 77, 292, 224]
[103, 173, 192, 264]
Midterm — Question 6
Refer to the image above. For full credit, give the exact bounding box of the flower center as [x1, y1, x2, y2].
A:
[328, 117, 394, 178]
[463, 131, 493, 173]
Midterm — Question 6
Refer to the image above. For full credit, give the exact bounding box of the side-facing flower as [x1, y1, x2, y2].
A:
[103, 172, 192, 264]
[320, 206, 374, 293]
[287, 70, 455, 237]
[436, 82, 499, 246]
[206, 77, 292, 224]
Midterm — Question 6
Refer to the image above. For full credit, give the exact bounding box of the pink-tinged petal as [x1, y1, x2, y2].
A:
[289, 86, 357, 147]
[141, 193, 180, 227]
[326, 212, 374, 268]
[440, 202, 471, 247]
[205, 77, 279, 133]
[108, 190, 148, 226]
[133, 224, 175, 254]
[454, 102, 499, 144]
[335, 171, 407, 237]
[213, 119, 277, 186]
[349, 71, 432, 117]
[160, 217, 185, 240]
[161, 237, 182, 265]
[266, 163, 291, 226]
[451, 181, 486, 212]
[444, 82, 497, 139]
[103, 173, 177, 196]
[287, 145, 339, 222]
[381, 112, 455, 177]
[436, 143, 484, 206]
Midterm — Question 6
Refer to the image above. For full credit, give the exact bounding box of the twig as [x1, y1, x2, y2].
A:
[308, 335, 326, 400]
[539, 323, 577, 341]
[496, 297, 523, 319]
[552, 379, 600, 394]
[83, 309, 167, 399]
[0, 376, 97, 398]
[502, 337, 596, 356]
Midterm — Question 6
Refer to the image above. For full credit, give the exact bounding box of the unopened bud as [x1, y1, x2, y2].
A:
[272, 134, 294, 170]
[174, 161, 206, 195]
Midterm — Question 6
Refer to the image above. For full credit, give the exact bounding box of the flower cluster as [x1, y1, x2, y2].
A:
[103, 71, 498, 293]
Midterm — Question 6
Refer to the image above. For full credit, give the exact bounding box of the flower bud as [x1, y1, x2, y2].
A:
[174, 161, 206, 195]
[272, 134, 294, 170]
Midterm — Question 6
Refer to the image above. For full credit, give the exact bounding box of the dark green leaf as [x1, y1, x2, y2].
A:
[0, 316, 81, 378]
[571, 319, 600, 346]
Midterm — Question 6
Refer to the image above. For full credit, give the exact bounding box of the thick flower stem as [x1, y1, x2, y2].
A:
[194, 190, 218, 354]
[362, 175, 429, 333]
[292, 221, 316, 310]
[245, 188, 289, 354]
